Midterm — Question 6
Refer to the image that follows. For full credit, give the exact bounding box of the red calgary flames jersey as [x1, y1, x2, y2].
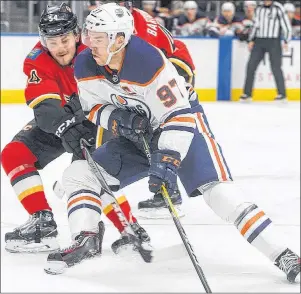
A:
[23, 41, 86, 109]
[132, 8, 175, 56]
[132, 8, 195, 78]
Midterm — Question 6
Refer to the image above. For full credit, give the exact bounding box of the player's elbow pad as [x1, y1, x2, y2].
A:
[33, 99, 66, 134]
[158, 130, 194, 160]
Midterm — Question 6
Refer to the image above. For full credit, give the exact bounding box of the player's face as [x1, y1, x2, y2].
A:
[245, 5, 255, 14]
[222, 10, 234, 21]
[263, 1, 273, 6]
[185, 8, 197, 19]
[85, 31, 111, 65]
[142, 3, 155, 13]
[286, 11, 295, 20]
[45, 33, 79, 66]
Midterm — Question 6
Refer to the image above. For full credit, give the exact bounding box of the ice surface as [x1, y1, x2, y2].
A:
[1, 102, 300, 293]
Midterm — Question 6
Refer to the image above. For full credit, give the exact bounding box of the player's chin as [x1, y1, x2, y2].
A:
[94, 58, 106, 66]
[55, 55, 73, 66]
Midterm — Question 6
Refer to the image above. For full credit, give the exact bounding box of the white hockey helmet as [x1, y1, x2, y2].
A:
[244, 1, 257, 9]
[284, 3, 295, 13]
[82, 2, 134, 65]
[222, 2, 235, 13]
[183, 1, 198, 10]
[142, 1, 157, 9]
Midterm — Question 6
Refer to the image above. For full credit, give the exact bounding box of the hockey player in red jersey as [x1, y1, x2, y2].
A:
[119, 0, 196, 86]
[132, 8, 196, 86]
[1, 3, 148, 254]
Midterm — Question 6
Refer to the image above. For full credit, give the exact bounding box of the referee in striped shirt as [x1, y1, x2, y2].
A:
[240, 1, 292, 101]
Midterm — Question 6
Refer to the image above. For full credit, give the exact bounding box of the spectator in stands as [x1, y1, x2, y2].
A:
[284, 2, 296, 20]
[237, 1, 257, 41]
[243, 0, 256, 21]
[172, 1, 209, 36]
[141, 0, 166, 27]
[228, 1, 243, 17]
[195, 0, 218, 16]
[207, 2, 244, 37]
[284, 2, 301, 37]
[141, 0, 157, 15]
[169, 1, 184, 17]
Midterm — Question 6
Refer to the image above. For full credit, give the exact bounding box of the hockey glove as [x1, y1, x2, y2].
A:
[108, 109, 153, 144]
[53, 113, 95, 160]
[148, 150, 181, 195]
[63, 93, 86, 122]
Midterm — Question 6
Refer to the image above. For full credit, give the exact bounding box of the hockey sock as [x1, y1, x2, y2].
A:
[1, 141, 51, 214]
[103, 192, 137, 233]
[203, 182, 287, 262]
[67, 189, 103, 239]
[235, 204, 287, 261]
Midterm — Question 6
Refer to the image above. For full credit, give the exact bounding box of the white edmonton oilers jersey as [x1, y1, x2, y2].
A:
[74, 36, 196, 159]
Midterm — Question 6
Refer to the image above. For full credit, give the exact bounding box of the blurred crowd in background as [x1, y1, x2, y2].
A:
[1, 1, 300, 39]
[127, 0, 300, 39]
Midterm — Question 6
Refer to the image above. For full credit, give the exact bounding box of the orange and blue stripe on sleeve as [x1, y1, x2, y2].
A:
[161, 108, 196, 134]
[87, 104, 103, 125]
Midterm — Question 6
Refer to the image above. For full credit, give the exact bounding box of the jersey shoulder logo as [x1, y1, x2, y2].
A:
[27, 48, 42, 60]
[28, 69, 41, 84]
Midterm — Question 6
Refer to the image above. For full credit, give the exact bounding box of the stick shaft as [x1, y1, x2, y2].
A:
[141, 136, 212, 293]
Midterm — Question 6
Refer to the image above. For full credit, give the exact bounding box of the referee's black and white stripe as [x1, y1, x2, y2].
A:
[249, 1, 292, 43]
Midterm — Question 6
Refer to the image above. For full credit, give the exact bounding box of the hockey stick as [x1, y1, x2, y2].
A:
[80, 138, 153, 263]
[140, 135, 212, 293]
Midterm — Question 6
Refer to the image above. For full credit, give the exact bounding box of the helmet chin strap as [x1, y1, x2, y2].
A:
[103, 37, 126, 66]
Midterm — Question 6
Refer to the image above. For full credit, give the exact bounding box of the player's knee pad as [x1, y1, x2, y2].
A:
[62, 160, 120, 195]
[1, 141, 37, 175]
[62, 160, 102, 196]
[202, 181, 253, 223]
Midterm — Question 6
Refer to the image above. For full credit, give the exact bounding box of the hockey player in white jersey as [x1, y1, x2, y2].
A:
[48, 3, 300, 283]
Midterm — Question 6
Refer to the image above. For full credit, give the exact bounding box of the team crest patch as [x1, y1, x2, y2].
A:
[27, 48, 42, 60]
[115, 8, 124, 18]
[110, 94, 151, 119]
[116, 95, 127, 105]
[28, 69, 41, 84]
